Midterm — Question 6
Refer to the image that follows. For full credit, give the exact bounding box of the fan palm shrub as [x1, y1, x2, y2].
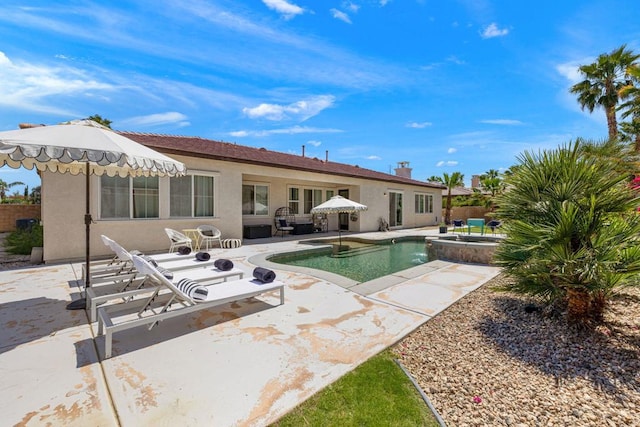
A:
[494, 139, 640, 325]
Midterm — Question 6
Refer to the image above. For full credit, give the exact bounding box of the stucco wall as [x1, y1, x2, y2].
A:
[41, 154, 443, 262]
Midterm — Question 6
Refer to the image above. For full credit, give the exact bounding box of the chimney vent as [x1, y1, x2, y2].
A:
[394, 161, 412, 179]
[302, 145, 305, 157]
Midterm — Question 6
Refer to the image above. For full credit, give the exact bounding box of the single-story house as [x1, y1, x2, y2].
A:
[41, 132, 444, 262]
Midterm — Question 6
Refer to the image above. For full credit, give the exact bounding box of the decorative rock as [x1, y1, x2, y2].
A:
[392, 274, 640, 427]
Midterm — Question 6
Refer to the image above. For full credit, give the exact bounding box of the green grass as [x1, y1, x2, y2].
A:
[271, 350, 439, 427]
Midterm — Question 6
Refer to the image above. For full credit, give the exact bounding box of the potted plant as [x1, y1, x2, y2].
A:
[439, 222, 448, 234]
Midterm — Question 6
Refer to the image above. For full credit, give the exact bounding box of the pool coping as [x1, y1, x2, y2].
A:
[248, 235, 456, 296]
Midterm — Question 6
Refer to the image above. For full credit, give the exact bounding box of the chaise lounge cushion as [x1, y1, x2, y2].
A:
[176, 278, 209, 301]
[178, 246, 192, 255]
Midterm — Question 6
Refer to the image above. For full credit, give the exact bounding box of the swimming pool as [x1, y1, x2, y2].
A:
[270, 239, 429, 283]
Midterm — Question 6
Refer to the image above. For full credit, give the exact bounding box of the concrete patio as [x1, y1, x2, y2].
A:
[0, 228, 500, 426]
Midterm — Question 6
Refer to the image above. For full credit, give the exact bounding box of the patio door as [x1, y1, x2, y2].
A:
[389, 191, 403, 227]
[338, 189, 349, 230]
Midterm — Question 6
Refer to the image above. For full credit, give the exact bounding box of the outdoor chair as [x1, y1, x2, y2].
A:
[96, 255, 284, 359]
[196, 225, 223, 250]
[85, 236, 243, 322]
[487, 220, 502, 235]
[452, 219, 465, 233]
[273, 206, 295, 237]
[165, 228, 193, 253]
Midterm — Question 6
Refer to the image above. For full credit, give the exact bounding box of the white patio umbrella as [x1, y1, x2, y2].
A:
[310, 195, 368, 247]
[0, 119, 186, 309]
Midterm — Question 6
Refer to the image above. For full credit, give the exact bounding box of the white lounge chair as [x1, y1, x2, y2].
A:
[84, 235, 211, 285]
[165, 228, 193, 253]
[85, 236, 243, 322]
[96, 255, 284, 359]
[196, 225, 223, 250]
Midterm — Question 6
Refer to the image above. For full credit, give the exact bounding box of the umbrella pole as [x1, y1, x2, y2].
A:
[67, 162, 91, 310]
[85, 161, 91, 289]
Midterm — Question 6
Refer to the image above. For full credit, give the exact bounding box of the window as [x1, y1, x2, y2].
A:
[415, 194, 433, 214]
[288, 187, 299, 214]
[243, 184, 269, 215]
[289, 187, 333, 214]
[101, 175, 160, 219]
[170, 175, 192, 217]
[170, 175, 215, 217]
[132, 176, 159, 218]
[304, 189, 323, 214]
[194, 176, 215, 216]
[101, 176, 130, 219]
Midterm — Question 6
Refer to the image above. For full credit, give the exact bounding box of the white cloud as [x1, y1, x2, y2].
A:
[447, 147, 457, 154]
[262, 0, 304, 19]
[120, 112, 190, 127]
[330, 8, 352, 24]
[446, 55, 466, 65]
[436, 160, 459, 167]
[243, 95, 335, 121]
[406, 121, 432, 128]
[229, 125, 343, 137]
[307, 140, 322, 147]
[556, 61, 585, 84]
[344, 2, 360, 13]
[479, 119, 523, 125]
[481, 23, 509, 39]
[0, 51, 115, 115]
[366, 155, 381, 160]
[229, 130, 249, 137]
[379, 0, 391, 5]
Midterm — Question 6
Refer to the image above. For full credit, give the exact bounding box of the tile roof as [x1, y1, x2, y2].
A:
[120, 131, 445, 189]
[443, 186, 477, 196]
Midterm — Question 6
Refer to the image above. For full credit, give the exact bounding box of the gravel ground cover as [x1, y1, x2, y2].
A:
[394, 274, 640, 427]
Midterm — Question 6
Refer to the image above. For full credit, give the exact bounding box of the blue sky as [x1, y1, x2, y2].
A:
[1, 0, 639, 192]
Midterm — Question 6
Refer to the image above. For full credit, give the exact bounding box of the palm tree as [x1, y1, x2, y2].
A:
[86, 114, 112, 128]
[494, 138, 640, 325]
[30, 185, 41, 204]
[0, 179, 25, 201]
[570, 45, 640, 140]
[442, 171, 464, 224]
[618, 65, 640, 150]
[479, 168, 504, 197]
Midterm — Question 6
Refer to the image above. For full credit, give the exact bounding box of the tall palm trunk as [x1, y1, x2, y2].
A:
[606, 106, 618, 139]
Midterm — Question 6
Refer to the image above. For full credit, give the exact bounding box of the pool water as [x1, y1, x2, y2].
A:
[271, 239, 428, 283]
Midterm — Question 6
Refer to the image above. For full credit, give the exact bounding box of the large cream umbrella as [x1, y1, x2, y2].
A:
[310, 195, 368, 247]
[0, 120, 186, 309]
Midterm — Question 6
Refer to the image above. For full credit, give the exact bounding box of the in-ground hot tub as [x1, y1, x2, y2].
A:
[425, 235, 501, 264]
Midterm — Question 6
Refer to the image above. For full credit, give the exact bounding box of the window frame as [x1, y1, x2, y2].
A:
[414, 193, 434, 214]
[169, 173, 217, 218]
[242, 183, 270, 216]
[99, 171, 219, 220]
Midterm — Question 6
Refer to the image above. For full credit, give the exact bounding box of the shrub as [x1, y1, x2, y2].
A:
[5, 224, 43, 255]
[494, 139, 640, 325]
